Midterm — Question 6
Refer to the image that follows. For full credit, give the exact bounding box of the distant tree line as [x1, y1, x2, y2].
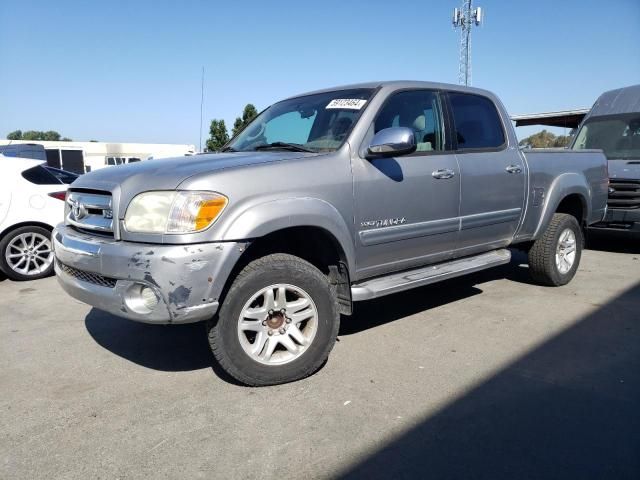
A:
[206, 104, 258, 152]
[519, 129, 571, 148]
[7, 130, 72, 141]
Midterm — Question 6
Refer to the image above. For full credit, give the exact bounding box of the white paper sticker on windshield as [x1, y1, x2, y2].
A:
[326, 99, 367, 110]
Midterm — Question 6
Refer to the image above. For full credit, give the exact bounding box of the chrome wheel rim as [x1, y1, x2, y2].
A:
[237, 284, 318, 365]
[555, 228, 577, 275]
[5, 232, 53, 277]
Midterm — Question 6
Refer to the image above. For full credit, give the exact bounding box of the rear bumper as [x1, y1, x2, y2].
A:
[52, 224, 245, 324]
[589, 208, 640, 234]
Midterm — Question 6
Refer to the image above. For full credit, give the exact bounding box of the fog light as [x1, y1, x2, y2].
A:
[124, 283, 160, 314]
[140, 286, 159, 310]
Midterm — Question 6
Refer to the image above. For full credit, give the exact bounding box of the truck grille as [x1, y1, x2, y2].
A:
[608, 179, 640, 209]
[66, 190, 114, 236]
[57, 261, 117, 288]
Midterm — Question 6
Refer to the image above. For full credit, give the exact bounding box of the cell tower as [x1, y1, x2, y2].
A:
[452, 0, 483, 86]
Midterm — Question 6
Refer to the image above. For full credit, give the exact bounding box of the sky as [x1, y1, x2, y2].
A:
[1, 0, 639, 149]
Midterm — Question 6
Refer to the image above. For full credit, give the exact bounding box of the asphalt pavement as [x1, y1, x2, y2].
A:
[1, 237, 639, 479]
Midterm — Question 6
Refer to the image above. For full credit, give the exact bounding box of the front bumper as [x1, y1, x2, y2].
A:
[53, 224, 245, 324]
[589, 208, 640, 234]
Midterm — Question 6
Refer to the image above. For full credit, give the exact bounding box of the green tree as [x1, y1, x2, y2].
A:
[22, 130, 43, 141]
[13, 130, 71, 141]
[43, 130, 62, 141]
[519, 129, 571, 149]
[553, 135, 571, 148]
[205, 119, 230, 152]
[7, 130, 22, 140]
[232, 104, 258, 137]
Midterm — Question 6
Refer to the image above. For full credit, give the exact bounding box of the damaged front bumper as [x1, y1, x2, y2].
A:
[52, 224, 244, 324]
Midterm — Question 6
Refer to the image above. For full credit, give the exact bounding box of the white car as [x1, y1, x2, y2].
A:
[0, 156, 76, 280]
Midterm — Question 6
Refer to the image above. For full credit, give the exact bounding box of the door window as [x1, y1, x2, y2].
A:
[374, 90, 445, 152]
[448, 92, 505, 150]
[61, 150, 85, 173]
[45, 149, 61, 169]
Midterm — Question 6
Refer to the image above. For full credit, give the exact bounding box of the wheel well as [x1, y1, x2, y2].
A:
[223, 226, 352, 315]
[556, 194, 586, 226]
[0, 222, 54, 241]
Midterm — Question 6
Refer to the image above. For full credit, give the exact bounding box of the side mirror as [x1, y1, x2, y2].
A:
[366, 127, 416, 159]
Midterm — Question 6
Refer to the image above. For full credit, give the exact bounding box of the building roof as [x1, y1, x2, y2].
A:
[510, 109, 590, 128]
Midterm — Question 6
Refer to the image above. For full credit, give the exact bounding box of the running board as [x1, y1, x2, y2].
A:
[351, 249, 511, 301]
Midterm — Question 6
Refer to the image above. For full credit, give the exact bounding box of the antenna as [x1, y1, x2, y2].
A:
[199, 66, 205, 153]
[452, 0, 483, 86]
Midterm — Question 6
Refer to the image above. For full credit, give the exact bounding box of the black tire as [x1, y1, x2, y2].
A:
[0, 226, 55, 281]
[528, 213, 583, 286]
[207, 253, 340, 386]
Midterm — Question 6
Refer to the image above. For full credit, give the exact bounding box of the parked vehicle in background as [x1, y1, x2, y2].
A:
[0, 156, 75, 280]
[105, 156, 141, 166]
[0, 143, 47, 161]
[572, 84, 640, 236]
[53, 81, 608, 386]
[0, 140, 196, 173]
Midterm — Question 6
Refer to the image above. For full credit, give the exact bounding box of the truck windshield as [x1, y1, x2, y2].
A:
[572, 113, 640, 160]
[226, 88, 374, 153]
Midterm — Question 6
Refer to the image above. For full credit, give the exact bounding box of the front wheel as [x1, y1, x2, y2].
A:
[528, 213, 583, 286]
[207, 254, 340, 386]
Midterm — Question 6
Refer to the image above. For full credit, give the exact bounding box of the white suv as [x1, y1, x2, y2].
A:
[0, 156, 76, 280]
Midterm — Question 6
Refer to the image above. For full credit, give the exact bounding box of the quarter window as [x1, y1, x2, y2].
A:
[375, 90, 445, 152]
[448, 92, 505, 150]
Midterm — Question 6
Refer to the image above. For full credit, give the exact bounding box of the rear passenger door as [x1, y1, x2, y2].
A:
[446, 91, 525, 256]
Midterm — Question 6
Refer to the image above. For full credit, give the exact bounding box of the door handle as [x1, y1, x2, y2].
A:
[506, 165, 523, 174]
[432, 168, 456, 179]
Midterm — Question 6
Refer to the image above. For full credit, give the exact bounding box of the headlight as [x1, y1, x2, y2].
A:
[124, 191, 228, 234]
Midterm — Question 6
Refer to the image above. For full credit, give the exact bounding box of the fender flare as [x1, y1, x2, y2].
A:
[533, 173, 591, 238]
[218, 197, 356, 273]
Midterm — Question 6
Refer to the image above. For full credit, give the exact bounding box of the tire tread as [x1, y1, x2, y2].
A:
[207, 253, 339, 386]
[528, 213, 582, 286]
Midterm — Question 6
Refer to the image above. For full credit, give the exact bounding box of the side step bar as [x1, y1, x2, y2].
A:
[351, 249, 511, 301]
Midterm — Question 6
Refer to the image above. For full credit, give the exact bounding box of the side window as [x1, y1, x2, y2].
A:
[45, 149, 61, 169]
[374, 90, 445, 152]
[448, 92, 505, 150]
[61, 149, 85, 174]
[21, 165, 61, 185]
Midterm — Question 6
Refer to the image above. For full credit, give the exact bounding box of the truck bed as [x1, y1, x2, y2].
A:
[515, 148, 608, 242]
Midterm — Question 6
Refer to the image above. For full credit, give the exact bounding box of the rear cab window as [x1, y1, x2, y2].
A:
[448, 92, 506, 151]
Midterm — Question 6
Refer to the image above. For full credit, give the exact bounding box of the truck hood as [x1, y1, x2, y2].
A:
[608, 159, 640, 180]
[71, 151, 316, 192]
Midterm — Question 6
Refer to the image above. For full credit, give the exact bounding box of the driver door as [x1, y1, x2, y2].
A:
[352, 89, 461, 279]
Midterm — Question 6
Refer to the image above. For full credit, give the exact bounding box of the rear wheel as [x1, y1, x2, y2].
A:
[0, 226, 54, 281]
[207, 254, 340, 386]
[528, 213, 583, 286]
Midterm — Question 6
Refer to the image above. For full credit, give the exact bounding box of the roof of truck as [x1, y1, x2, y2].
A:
[284, 80, 497, 101]
[589, 84, 640, 117]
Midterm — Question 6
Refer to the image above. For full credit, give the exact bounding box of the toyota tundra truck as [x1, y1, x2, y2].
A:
[52, 81, 608, 386]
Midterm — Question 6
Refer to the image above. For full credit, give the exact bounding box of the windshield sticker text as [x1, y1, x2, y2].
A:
[326, 99, 367, 110]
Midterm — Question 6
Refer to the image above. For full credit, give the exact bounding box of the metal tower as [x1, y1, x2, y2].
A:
[452, 0, 483, 86]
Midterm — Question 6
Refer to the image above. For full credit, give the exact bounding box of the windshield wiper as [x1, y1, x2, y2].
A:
[253, 142, 316, 153]
[220, 146, 238, 152]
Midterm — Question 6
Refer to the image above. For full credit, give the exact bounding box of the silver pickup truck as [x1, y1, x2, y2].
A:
[53, 81, 608, 385]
